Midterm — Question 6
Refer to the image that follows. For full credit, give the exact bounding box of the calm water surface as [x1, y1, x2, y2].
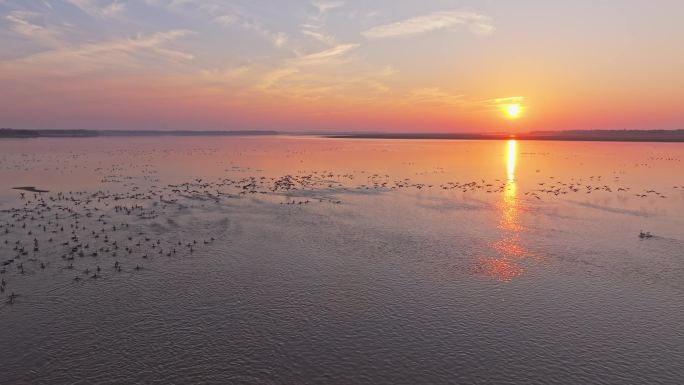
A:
[1, 136, 683, 384]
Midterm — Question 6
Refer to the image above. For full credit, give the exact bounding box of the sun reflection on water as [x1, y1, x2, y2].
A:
[477, 139, 528, 281]
[507, 139, 517, 182]
[501, 140, 521, 232]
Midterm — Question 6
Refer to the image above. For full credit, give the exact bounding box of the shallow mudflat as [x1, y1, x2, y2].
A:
[1, 136, 683, 384]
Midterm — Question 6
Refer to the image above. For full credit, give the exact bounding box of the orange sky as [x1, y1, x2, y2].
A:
[1, 0, 682, 132]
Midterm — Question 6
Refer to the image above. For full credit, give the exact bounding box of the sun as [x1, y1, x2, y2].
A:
[505, 104, 521, 119]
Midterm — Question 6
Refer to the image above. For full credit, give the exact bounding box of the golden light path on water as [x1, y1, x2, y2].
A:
[503, 139, 520, 231]
[479, 139, 528, 281]
[507, 139, 517, 182]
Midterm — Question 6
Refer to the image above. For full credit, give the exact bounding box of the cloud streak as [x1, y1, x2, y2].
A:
[1, 30, 195, 77]
[5, 10, 63, 47]
[67, 0, 126, 18]
[362, 11, 494, 39]
[311, 0, 345, 14]
[143, 0, 288, 48]
[257, 43, 359, 91]
[301, 0, 344, 45]
[297, 43, 359, 64]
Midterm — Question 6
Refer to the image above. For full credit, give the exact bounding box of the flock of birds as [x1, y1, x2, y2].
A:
[1, 145, 681, 306]
[1, 189, 221, 305]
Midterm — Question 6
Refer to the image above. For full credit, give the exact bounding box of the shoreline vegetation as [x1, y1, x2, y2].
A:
[0, 128, 278, 138]
[1, 128, 683, 142]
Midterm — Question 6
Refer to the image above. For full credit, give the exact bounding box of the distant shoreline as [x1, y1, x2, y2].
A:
[1, 128, 683, 143]
[0, 129, 279, 138]
[325, 130, 684, 143]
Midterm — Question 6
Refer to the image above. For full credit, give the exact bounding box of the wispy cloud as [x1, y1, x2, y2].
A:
[66, 0, 126, 18]
[311, 0, 345, 14]
[301, 0, 343, 45]
[363, 11, 494, 39]
[249, 24, 288, 48]
[144, 0, 288, 48]
[5, 10, 63, 47]
[1, 30, 195, 77]
[213, 12, 288, 48]
[296, 43, 358, 64]
[481, 96, 526, 111]
[301, 29, 336, 45]
[257, 67, 300, 90]
[214, 14, 238, 26]
[257, 42, 359, 91]
[403, 89, 525, 113]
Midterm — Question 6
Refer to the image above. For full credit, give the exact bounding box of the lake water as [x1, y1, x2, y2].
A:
[1, 136, 683, 384]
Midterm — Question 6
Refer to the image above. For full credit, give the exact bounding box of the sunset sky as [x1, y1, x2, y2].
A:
[1, 0, 683, 132]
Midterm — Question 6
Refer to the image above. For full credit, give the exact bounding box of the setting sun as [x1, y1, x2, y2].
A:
[505, 104, 522, 119]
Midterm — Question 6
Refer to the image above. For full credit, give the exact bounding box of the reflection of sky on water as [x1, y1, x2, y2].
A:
[1, 137, 684, 384]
